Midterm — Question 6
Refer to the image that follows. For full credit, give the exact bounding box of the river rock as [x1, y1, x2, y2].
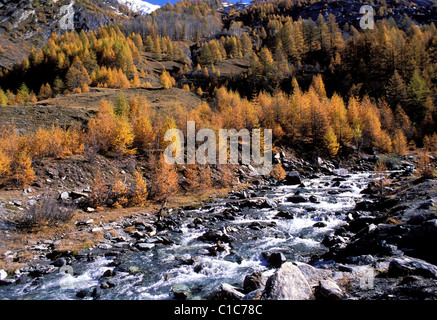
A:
[287, 195, 307, 203]
[399, 219, 437, 265]
[98, 243, 113, 250]
[76, 289, 88, 299]
[172, 284, 191, 300]
[284, 171, 301, 185]
[217, 283, 245, 300]
[243, 271, 265, 293]
[0, 278, 14, 286]
[266, 252, 287, 268]
[326, 223, 407, 261]
[52, 258, 67, 267]
[407, 213, 432, 225]
[275, 210, 293, 219]
[354, 201, 373, 211]
[113, 242, 130, 249]
[242, 289, 264, 300]
[102, 269, 116, 278]
[75, 219, 94, 226]
[347, 215, 377, 233]
[26, 199, 38, 206]
[60, 191, 69, 200]
[208, 241, 228, 256]
[0, 270, 7, 280]
[322, 234, 346, 247]
[294, 262, 333, 287]
[262, 262, 312, 300]
[388, 257, 437, 279]
[91, 287, 100, 299]
[70, 191, 89, 200]
[136, 243, 155, 251]
[198, 230, 235, 243]
[309, 195, 320, 203]
[260, 199, 277, 209]
[314, 279, 344, 300]
[176, 254, 195, 265]
[28, 265, 56, 277]
[313, 221, 327, 228]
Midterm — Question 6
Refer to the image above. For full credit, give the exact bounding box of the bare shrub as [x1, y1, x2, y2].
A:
[5, 195, 77, 231]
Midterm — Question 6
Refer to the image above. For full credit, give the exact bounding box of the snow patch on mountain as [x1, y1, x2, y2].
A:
[116, 0, 160, 15]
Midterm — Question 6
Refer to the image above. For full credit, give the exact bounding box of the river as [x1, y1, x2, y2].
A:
[0, 172, 371, 300]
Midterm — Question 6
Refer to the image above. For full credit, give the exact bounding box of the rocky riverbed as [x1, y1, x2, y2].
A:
[0, 154, 436, 300]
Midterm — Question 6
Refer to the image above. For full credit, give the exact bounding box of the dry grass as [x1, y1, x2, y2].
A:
[215, 57, 250, 76]
[0, 87, 202, 133]
[0, 205, 151, 273]
[169, 184, 249, 210]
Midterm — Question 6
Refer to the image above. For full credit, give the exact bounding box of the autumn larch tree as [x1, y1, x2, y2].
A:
[386, 70, 408, 109]
[150, 154, 179, 203]
[407, 69, 430, 123]
[160, 69, 176, 89]
[65, 56, 91, 92]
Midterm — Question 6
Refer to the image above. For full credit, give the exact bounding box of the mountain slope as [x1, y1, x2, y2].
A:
[0, 0, 132, 69]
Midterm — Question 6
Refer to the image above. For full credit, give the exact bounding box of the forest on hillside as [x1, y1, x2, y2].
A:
[0, 0, 435, 192]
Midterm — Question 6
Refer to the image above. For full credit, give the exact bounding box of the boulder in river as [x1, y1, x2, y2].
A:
[172, 284, 191, 300]
[398, 219, 437, 265]
[287, 195, 307, 203]
[275, 210, 295, 219]
[294, 261, 333, 287]
[309, 195, 320, 203]
[136, 243, 155, 251]
[217, 283, 245, 300]
[313, 221, 327, 228]
[284, 171, 301, 185]
[259, 199, 277, 209]
[388, 257, 437, 279]
[242, 289, 264, 300]
[314, 279, 344, 300]
[265, 252, 287, 268]
[262, 262, 312, 300]
[198, 229, 235, 243]
[243, 271, 265, 293]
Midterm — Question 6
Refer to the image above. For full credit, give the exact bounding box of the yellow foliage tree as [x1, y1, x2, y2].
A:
[111, 174, 129, 208]
[86, 99, 136, 157]
[38, 83, 53, 100]
[328, 93, 353, 146]
[11, 150, 34, 186]
[131, 169, 148, 206]
[324, 126, 340, 157]
[65, 56, 91, 91]
[160, 70, 175, 89]
[392, 129, 408, 156]
[150, 154, 179, 202]
[131, 102, 155, 152]
[111, 116, 135, 155]
[270, 163, 287, 181]
[185, 164, 200, 191]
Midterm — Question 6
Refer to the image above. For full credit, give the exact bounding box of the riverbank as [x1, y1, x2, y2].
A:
[0, 185, 242, 276]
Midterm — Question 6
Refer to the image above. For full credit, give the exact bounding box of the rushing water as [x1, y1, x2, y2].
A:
[0, 172, 371, 300]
